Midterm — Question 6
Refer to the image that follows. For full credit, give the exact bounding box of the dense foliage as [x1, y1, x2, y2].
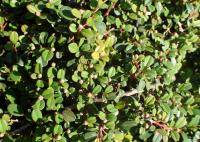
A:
[0, 0, 200, 141]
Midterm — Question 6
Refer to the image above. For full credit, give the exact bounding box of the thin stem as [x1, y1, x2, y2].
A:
[11, 124, 31, 135]
[104, 2, 117, 17]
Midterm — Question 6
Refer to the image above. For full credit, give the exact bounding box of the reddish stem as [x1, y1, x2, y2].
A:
[151, 121, 172, 131]
[104, 2, 117, 17]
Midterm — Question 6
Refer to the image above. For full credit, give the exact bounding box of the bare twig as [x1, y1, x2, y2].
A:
[78, 23, 88, 32]
[0, 22, 7, 31]
[78, 4, 102, 32]
[149, 120, 172, 131]
[124, 89, 143, 96]
[11, 124, 31, 135]
[94, 89, 142, 103]
[97, 124, 106, 142]
[103, 28, 115, 36]
[104, 2, 117, 17]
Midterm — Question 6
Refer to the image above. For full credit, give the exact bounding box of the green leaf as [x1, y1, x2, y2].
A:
[84, 132, 97, 140]
[32, 109, 43, 122]
[155, 2, 163, 13]
[37, 49, 54, 67]
[39, 32, 48, 44]
[27, 4, 40, 14]
[98, 111, 106, 120]
[59, 6, 73, 20]
[92, 85, 102, 94]
[106, 104, 117, 113]
[181, 132, 191, 142]
[81, 29, 94, 38]
[7, 104, 23, 116]
[36, 80, 44, 88]
[47, 97, 55, 110]
[42, 87, 54, 99]
[141, 56, 154, 69]
[114, 132, 124, 141]
[171, 131, 180, 141]
[62, 108, 76, 122]
[175, 117, 187, 128]
[71, 9, 81, 19]
[105, 85, 113, 94]
[91, 52, 99, 60]
[188, 115, 200, 127]
[192, 20, 200, 27]
[9, 71, 21, 83]
[42, 50, 54, 62]
[108, 67, 116, 78]
[160, 103, 171, 113]
[57, 69, 65, 79]
[32, 100, 45, 110]
[120, 121, 137, 131]
[81, 71, 89, 78]
[137, 80, 145, 92]
[10, 31, 18, 44]
[98, 77, 108, 85]
[0, 119, 9, 133]
[69, 23, 77, 33]
[82, 10, 92, 19]
[81, 44, 90, 51]
[72, 72, 80, 82]
[54, 125, 63, 135]
[94, 21, 106, 34]
[68, 43, 79, 53]
[47, 67, 55, 78]
[35, 63, 42, 74]
[87, 117, 96, 124]
[153, 132, 162, 142]
[145, 95, 155, 106]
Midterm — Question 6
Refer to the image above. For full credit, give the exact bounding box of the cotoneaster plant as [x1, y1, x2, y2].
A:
[0, 0, 200, 142]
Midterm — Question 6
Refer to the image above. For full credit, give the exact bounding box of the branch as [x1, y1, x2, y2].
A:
[104, 2, 117, 17]
[124, 89, 143, 96]
[103, 28, 115, 36]
[94, 89, 142, 103]
[11, 124, 31, 135]
[78, 2, 104, 32]
[149, 120, 172, 131]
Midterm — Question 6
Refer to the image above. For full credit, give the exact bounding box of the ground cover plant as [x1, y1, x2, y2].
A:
[0, 0, 200, 141]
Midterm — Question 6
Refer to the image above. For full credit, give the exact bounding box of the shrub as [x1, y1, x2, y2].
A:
[0, 0, 200, 141]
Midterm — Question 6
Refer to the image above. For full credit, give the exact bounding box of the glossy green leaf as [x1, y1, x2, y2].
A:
[105, 85, 113, 94]
[68, 43, 79, 53]
[59, 6, 73, 20]
[71, 9, 81, 19]
[94, 21, 106, 34]
[9, 71, 21, 83]
[171, 131, 180, 142]
[42, 87, 54, 99]
[62, 108, 76, 122]
[84, 132, 97, 140]
[10, 31, 18, 44]
[32, 109, 43, 122]
[27, 4, 40, 14]
[92, 85, 102, 94]
[57, 69, 65, 79]
[108, 67, 116, 78]
[54, 125, 63, 135]
[69, 23, 77, 33]
[0, 119, 9, 133]
[120, 121, 137, 131]
[7, 104, 23, 116]
[153, 132, 162, 142]
[175, 117, 187, 128]
[192, 20, 200, 27]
